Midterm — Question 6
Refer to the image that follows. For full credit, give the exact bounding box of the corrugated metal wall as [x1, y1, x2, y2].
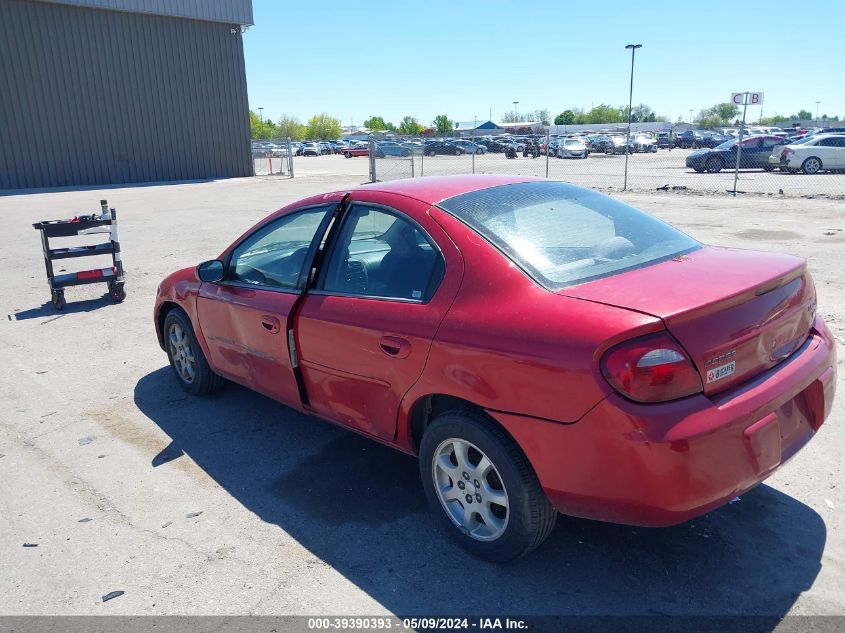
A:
[31, 0, 254, 26]
[0, 0, 252, 189]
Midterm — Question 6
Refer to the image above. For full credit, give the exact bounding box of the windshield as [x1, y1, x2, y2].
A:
[438, 181, 700, 288]
[715, 140, 736, 150]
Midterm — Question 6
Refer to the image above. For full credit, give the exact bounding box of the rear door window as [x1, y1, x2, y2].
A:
[320, 205, 444, 301]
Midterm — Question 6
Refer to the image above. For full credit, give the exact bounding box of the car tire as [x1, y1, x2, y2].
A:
[763, 164, 774, 172]
[456, 149, 464, 155]
[419, 409, 557, 563]
[476, 148, 483, 154]
[705, 156, 723, 173]
[425, 150, 435, 157]
[801, 157, 822, 175]
[344, 152, 352, 158]
[163, 308, 226, 396]
[401, 149, 411, 157]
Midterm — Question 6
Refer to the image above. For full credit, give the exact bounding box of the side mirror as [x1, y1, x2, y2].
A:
[197, 260, 225, 283]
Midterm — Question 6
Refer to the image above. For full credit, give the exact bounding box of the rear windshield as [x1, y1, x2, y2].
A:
[437, 181, 700, 288]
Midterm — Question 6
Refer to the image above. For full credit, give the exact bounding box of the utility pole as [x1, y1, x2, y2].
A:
[623, 44, 642, 191]
[513, 101, 519, 120]
[816, 101, 821, 128]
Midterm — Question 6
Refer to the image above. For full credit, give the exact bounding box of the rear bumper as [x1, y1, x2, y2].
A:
[492, 317, 837, 527]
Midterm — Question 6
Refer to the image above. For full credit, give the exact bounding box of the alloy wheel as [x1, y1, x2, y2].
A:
[169, 323, 196, 384]
[432, 438, 509, 541]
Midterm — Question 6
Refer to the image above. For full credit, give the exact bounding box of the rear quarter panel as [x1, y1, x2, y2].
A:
[399, 207, 665, 435]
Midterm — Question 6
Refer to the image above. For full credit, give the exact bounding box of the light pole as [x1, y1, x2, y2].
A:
[815, 101, 821, 128]
[258, 107, 264, 123]
[513, 101, 519, 120]
[689, 109, 693, 125]
[623, 44, 642, 191]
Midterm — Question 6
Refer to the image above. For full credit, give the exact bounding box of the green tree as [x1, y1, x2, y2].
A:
[500, 110, 525, 123]
[713, 102, 739, 123]
[795, 109, 813, 120]
[275, 115, 305, 140]
[304, 113, 342, 140]
[398, 116, 424, 135]
[364, 116, 389, 131]
[554, 110, 576, 125]
[694, 103, 740, 127]
[630, 104, 658, 123]
[585, 104, 623, 124]
[249, 110, 275, 140]
[432, 114, 453, 137]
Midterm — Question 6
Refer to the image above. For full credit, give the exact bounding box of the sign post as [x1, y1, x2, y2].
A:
[730, 92, 763, 194]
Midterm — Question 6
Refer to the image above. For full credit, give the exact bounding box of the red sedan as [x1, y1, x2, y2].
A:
[342, 145, 369, 158]
[154, 175, 836, 562]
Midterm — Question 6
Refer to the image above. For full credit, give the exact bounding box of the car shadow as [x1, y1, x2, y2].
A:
[135, 367, 826, 620]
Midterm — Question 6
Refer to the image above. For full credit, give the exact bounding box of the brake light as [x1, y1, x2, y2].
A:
[601, 332, 703, 403]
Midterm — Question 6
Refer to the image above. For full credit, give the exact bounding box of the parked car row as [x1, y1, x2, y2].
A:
[684, 132, 845, 174]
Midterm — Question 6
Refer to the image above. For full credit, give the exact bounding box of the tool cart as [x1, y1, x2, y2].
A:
[32, 199, 126, 311]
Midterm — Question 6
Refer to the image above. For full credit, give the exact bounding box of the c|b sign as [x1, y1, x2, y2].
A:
[731, 92, 764, 106]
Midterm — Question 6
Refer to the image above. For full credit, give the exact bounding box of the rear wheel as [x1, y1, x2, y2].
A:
[802, 157, 822, 174]
[419, 410, 557, 562]
[164, 308, 225, 396]
[344, 151, 352, 158]
[108, 283, 126, 303]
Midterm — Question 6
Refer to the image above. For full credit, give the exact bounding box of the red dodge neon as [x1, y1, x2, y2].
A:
[154, 175, 836, 561]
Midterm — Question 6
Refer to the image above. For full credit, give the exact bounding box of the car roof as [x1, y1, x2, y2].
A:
[271, 175, 542, 218]
[358, 174, 541, 204]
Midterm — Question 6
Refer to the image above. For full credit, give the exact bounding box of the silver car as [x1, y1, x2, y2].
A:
[556, 138, 588, 159]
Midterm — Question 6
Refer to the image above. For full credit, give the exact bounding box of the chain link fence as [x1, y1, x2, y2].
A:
[252, 138, 295, 177]
[363, 130, 845, 198]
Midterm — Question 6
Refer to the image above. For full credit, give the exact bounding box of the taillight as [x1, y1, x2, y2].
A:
[601, 332, 703, 403]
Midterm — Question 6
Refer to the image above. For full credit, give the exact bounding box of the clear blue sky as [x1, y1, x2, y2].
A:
[244, 0, 842, 126]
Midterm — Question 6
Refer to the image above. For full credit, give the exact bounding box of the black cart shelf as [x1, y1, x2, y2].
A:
[32, 199, 126, 310]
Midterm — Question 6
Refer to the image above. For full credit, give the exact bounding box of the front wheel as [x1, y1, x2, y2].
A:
[163, 308, 225, 396]
[419, 410, 557, 562]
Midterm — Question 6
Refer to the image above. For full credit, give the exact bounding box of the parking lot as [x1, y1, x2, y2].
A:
[1, 174, 844, 622]
[276, 149, 845, 197]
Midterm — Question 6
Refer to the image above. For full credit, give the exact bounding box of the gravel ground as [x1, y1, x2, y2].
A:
[0, 173, 843, 620]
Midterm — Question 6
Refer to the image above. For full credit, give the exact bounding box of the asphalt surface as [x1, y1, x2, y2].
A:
[1, 173, 843, 620]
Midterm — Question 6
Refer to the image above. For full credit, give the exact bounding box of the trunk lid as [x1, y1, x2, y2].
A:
[563, 246, 816, 395]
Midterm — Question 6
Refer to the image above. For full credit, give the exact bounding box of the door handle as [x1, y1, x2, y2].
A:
[379, 336, 411, 359]
[260, 315, 281, 334]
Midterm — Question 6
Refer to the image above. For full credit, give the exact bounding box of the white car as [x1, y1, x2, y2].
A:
[770, 134, 845, 174]
[556, 138, 588, 158]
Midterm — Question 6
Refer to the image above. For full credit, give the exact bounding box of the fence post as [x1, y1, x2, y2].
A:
[420, 141, 424, 177]
[410, 152, 415, 178]
[368, 136, 377, 183]
[733, 94, 749, 195]
[545, 129, 550, 178]
[287, 137, 295, 178]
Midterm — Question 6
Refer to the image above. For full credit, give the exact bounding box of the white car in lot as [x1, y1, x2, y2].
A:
[556, 138, 588, 158]
[770, 134, 845, 174]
